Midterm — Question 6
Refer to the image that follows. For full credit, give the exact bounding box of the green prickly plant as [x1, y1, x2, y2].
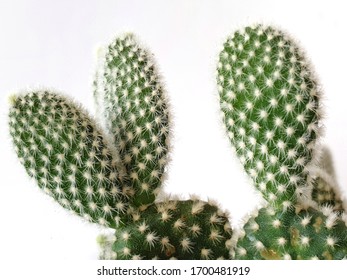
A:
[111, 198, 232, 260]
[217, 24, 320, 210]
[217, 24, 347, 259]
[94, 33, 170, 207]
[97, 198, 233, 260]
[9, 24, 347, 260]
[8, 33, 233, 260]
[91, 34, 232, 260]
[8, 90, 129, 228]
[235, 206, 347, 260]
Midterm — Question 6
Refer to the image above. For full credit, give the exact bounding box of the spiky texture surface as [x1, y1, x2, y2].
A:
[111, 199, 232, 260]
[235, 206, 347, 259]
[9, 90, 129, 228]
[94, 34, 170, 207]
[217, 24, 320, 209]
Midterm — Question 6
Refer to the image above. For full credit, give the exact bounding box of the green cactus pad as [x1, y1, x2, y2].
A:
[235, 206, 347, 259]
[111, 199, 232, 259]
[217, 24, 320, 209]
[94, 34, 170, 207]
[9, 90, 129, 228]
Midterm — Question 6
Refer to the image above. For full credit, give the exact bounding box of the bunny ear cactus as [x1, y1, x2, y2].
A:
[217, 24, 347, 259]
[217, 24, 320, 210]
[110, 199, 232, 260]
[97, 199, 233, 260]
[8, 26, 347, 260]
[94, 33, 170, 207]
[92, 34, 233, 260]
[235, 206, 347, 260]
[8, 33, 234, 260]
[8, 90, 129, 228]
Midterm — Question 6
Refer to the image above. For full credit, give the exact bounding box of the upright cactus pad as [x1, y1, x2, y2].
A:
[9, 90, 129, 228]
[217, 24, 320, 209]
[112, 199, 233, 260]
[217, 24, 347, 260]
[94, 34, 170, 207]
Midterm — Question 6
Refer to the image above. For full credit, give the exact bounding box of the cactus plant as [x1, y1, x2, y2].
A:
[217, 24, 320, 210]
[217, 24, 347, 259]
[234, 205, 347, 260]
[94, 34, 170, 207]
[8, 90, 129, 228]
[8, 24, 347, 260]
[112, 198, 232, 260]
[96, 198, 232, 260]
[96, 199, 232, 260]
[8, 34, 233, 260]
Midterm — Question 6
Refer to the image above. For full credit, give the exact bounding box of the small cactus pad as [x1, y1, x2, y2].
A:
[94, 33, 170, 207]
[112, 199, 233, 259]
[312, 148, 344, 212]
[9, 90, 129, 228]
[217, 24, 320, 209]
[97, 234, 116, 260]
[235, 206, 347, 259]
[313, 177, 344, 212]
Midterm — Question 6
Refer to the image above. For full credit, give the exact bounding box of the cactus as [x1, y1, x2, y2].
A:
[235, 206, 347, 260]
[217, 24, 320, 210]
[8, 34, 233, 260]
[94, 34, 170, 207]
[8, 90, 129, 228]
[112, 199, 232, 260]
[217, 24, 347, 259]
[97, 199, 232, 260]
[8, 24, 347, 260]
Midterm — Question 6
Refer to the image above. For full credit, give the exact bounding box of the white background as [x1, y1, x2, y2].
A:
[1, 0, 347, 261]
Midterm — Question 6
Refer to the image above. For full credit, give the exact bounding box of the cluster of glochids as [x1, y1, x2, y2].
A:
[8, 24, 347, 259]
